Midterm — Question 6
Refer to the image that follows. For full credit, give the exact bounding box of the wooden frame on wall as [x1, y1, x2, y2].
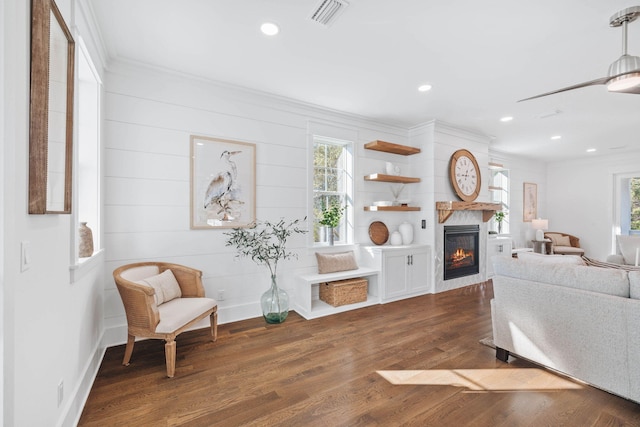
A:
[190, 135, 256, 229]
[29, 0, 75, 214]
[523, 182, 537, 222]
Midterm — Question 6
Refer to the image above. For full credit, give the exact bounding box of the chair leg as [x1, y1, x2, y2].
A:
[123, 334, 135, 366]
[165, 339, 176, 378]
[210, 309, 218, 342]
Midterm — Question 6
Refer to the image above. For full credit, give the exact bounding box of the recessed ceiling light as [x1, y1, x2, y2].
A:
[418, 84, 432, 92]
[586, 148, 597, 153]
[550, 135, 562, 140]
[500, 116, 513, 122]
[260, 22, 279, 36]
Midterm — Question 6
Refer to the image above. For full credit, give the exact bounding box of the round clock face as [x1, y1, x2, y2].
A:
[449, 149, 481, 201]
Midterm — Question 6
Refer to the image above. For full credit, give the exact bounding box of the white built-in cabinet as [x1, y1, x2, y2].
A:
[361, 245, 431, 303]
[486, 237, 512, 278]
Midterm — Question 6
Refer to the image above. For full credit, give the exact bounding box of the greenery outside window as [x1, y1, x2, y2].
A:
[489, 166, 510, 234]
[312, 136, 353, 245]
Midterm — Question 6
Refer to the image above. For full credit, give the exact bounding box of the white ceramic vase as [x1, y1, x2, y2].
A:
[399, 221, 413, 245]
[390, 231, 403, 246]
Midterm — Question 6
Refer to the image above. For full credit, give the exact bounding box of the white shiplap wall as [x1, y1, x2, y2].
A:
[102, 61, 412, 345]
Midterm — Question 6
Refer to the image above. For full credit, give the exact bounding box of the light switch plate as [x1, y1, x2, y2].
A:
[21, 241, 31, 272]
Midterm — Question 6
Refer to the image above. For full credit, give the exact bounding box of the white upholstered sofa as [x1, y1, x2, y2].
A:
[491, 255, 640, 402]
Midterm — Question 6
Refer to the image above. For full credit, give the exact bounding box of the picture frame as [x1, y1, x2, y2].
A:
[190, 135, 256, 229]
[523, 182, 537, 222]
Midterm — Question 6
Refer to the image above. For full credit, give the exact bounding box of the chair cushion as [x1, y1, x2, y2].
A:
[617, 235, 640, 266]
[156, 298, 217, 334]
[553, 246, 585, 255]
[136, 269, 182, 305]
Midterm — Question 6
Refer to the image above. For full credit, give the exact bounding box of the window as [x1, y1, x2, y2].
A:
[619, 176, 640, 235]
[75, 39, 101, 261]
[489, 166, 509, 234]
[312, 136, 353, 245]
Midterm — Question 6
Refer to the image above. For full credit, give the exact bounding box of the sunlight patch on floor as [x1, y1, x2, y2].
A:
[377, 369, 583, 392]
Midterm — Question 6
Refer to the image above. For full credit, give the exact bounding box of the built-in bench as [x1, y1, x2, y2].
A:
[294, 267, 380, 319]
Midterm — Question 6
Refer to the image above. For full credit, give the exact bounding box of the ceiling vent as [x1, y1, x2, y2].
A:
[309, 0, 349, 27]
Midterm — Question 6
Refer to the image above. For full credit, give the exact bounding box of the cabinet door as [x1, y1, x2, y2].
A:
[383, 251, 409, 300]
[408, 248, 430, 292]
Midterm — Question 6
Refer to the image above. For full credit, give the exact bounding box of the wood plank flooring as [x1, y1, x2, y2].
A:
[79, 282, 640, 426]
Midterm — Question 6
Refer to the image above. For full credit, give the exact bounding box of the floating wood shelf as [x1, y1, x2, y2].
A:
[364, 206, 421, 212]
[436, 201, 502, 223]
[364, 140, 421, 156]
[364, 173, 421, 184]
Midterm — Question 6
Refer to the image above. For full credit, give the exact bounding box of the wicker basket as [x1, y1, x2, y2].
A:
[319, 277, 368, 307]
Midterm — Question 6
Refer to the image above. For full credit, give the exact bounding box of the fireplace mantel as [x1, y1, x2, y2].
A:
[436, 201, 502, 224]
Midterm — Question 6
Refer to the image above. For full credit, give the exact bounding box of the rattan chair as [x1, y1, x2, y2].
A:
[113, 262, 218, 377]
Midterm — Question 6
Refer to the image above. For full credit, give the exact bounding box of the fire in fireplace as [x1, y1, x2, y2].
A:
[444, 225, 479, 280]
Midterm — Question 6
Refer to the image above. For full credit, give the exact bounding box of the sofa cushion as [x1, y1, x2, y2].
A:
[518, 251, 586, 265]
[493, 257, 630, 297]
[617, 235, 640, 266]
[136, 269, 182, 305]
[629, 271, 640, 300]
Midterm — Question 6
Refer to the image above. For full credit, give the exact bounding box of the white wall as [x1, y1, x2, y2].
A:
[2, 0, 107, 425]
[101, 61, 415, 345]
[488, 151, 547, 249]
[547, 151, 640, 260]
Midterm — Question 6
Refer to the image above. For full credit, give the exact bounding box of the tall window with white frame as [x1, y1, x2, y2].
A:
[312, 136, 354, 245]
[489, 166, 510, 234]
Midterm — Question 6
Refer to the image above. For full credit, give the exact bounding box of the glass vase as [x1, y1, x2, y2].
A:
[261, 275, 289, 324]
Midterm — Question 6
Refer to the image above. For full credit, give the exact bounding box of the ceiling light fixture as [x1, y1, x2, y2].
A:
[551, 135, 562, 140]
[500, 116, 513, 122]
[260, 22, 279, 36]
[587, 148, 597, 153]
[607, 7, 640, 92]
[418, 84, 432, 92]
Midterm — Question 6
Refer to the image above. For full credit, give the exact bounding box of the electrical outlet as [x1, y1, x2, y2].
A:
[57, 380, 64, 407]
[218, 290, 225, 301]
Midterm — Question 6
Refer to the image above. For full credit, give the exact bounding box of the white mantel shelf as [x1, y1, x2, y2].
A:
[436, 201, 502, 224]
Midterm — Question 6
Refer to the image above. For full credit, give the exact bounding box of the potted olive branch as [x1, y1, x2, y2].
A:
[224, 217, 307, 323]
[319, 203, 345, 245]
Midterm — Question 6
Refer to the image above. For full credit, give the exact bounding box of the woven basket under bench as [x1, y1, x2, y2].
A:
[319, 277, 368, 307]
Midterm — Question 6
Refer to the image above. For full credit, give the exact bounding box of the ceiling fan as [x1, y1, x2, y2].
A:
[519, 6, 640, 102]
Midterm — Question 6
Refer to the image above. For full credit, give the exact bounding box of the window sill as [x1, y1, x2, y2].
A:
[70, 248, 104, 283]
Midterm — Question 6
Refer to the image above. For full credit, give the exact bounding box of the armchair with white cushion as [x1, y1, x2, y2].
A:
[113, 262, 218, 377]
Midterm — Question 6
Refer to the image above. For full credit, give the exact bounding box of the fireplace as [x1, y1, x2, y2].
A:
[444, 225, 479, 280]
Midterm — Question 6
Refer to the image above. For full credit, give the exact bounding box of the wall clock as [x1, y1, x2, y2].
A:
[449, 149, 481, 202]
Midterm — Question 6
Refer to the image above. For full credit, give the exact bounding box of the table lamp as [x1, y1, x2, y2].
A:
[532, 218, 548, 241]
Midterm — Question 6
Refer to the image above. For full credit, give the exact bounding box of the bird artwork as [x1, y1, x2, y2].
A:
[203, 150, 243, 221]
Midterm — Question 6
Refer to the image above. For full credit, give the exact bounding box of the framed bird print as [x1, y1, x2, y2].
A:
[190, 135, 256, 229]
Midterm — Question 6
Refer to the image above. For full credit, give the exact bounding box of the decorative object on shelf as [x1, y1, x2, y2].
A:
[399, 221, 414, 245]
[390, 231, 403, 246]
[319, 203, 345, 246]
[373, 201, 393, 207]
[385, 162, 400, 175]
[224, 217, 307, 324]
[390, 184, 405, 206]
[523, 182, 537, 222]
[449, 149, 481, 202]
[493, 211, 506, 234]
[369, 221, 389, 245]
[532, 218, 549, 241]
[190, 135, 256, 229]
[319, 277, 368, 307]
[78, 222, 94, 258]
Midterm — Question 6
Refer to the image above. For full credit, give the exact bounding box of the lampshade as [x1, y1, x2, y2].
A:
[532, 218, 548, 241]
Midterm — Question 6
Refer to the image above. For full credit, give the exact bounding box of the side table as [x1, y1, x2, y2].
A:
[532, 239, 553, 255]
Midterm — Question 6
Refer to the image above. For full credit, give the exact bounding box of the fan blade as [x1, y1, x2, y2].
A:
[518, 76, 610, 102]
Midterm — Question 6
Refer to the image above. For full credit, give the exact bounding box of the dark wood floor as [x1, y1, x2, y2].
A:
[79, 282, 640, 426]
